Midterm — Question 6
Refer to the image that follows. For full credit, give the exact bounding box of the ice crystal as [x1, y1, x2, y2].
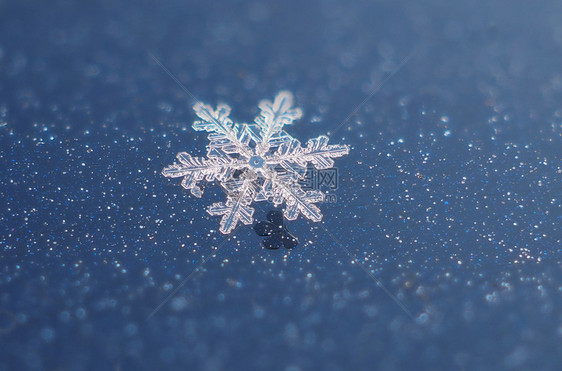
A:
[163, 91, 350, 234]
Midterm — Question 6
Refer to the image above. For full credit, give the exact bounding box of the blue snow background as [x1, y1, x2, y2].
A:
[1, 0, 561, 370]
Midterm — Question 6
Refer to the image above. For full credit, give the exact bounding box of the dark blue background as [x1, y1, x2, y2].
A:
[1, 0, 561, 370]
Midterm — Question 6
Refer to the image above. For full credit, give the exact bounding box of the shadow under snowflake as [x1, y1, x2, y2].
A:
[254, 210, 299, 250]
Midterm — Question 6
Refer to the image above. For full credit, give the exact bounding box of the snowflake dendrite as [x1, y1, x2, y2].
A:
[163, 91, 350, 234]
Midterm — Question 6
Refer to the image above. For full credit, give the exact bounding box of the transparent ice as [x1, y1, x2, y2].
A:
[163, 91, 350, 234]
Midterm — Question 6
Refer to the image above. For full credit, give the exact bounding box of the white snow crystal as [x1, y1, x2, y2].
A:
[163, 91, 350, 234]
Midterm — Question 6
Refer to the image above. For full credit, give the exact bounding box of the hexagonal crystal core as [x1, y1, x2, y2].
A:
[249, 155, 265, 169]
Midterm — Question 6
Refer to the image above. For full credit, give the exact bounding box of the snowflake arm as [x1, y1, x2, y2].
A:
[162, 152, 243, 198]
[207, 177, 256, 234]
[268, 135, 350, 174]
[253, 91, 302, 155]
[283, 187, 324, 222]
[300, 135, 350, 169]
[192, 102, 253, 158]
[266, 174, 325, 221]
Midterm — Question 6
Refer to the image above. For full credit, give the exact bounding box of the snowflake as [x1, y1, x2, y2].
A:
[162, 91, 350, 234]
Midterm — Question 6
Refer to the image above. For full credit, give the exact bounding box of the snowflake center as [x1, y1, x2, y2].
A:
[248, 155, 265, 169]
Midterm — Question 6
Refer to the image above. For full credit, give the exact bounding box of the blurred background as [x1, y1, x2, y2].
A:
[0, 0, 561, 370]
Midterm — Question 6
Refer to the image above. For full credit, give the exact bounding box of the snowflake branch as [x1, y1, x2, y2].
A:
[162, 152, 244, 197]
[267, 136, 350, 171]
[192, 103, 253, 157]
[207, 178, 256, 234]
[254, 91, 302, 155]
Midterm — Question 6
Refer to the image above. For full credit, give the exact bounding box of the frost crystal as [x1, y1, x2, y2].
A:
[163, 91, 350, 234]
